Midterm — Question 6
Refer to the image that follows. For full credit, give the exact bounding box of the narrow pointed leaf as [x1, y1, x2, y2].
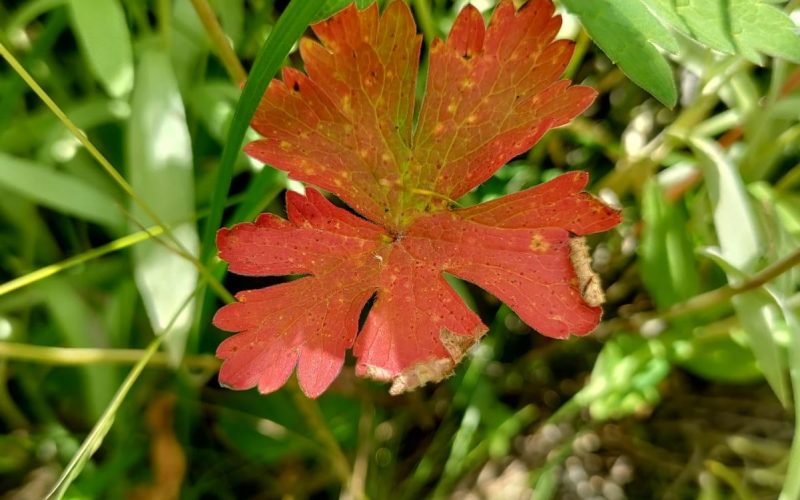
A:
[128, 47, 198, 364]
[67, 0, 133, 97]
[561, 0, 677, 106]
[0, 152, 122, 229]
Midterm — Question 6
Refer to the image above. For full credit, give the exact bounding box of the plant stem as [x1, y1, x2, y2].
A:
[287, 380, 355, 497]
[659, 246, 800, 321]
[411, 0, 438, 45]
[189, 0, 247, 84]
[564, 29, 590, 80]
[0, 342, 220, 371]
[45, 287, 199, 499]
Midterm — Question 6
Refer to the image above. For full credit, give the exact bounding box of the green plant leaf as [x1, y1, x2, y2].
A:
[701, 247, 791, 407]
[128, 45, 199, 365]
[639, 177, 700, 309]
[67, 0, 133, 97]
[317, 0, 375, 20]
[561, 0, 678, 106]
[690, 137, 764, 273]
[692, 136, 789, 405]
[38, 279, 117, 420]
[779, 303, 800, 500]
[576, 334, 671, 420]
[644, 0, 800, 65]
[0, 152, 122, 229]
[674, 329, 763, 384]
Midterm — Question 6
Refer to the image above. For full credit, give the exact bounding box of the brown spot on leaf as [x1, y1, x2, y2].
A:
[388, 326, 485, 395]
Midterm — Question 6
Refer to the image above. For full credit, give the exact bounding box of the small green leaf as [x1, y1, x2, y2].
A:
[562, 0, 678, 106]
[576, 334, 671, 421]
[67, 0, 134, 97]
[128, 45, 199, 364]
[639, 178, 700, 309]
[0, 152, 122, 229]
[644, 0, 800, 64]
[674, 329, 763, 384]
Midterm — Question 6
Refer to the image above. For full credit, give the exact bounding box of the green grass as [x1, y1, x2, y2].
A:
[0, 0, 799, 498]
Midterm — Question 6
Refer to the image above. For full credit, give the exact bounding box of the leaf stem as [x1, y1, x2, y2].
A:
[189, 0, 247, 84]
[660, 245, 800, 321]
[287, 380, 355, 496]
[411, 0, 438, 46]
[564, 29, 590, 80]
[625, 246, 800, 332]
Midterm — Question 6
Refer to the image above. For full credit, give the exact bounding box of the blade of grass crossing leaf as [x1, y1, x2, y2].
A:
[199, 0, 323, 265]
[45, 287, 198, 500]
[128, 46, 199, 365]
[194, 0, 323, 347]
[67, 0, 134, 97]
[0, 43, 232, 304]
[0, 153, 122, 229]
[561, 0, 677, 106]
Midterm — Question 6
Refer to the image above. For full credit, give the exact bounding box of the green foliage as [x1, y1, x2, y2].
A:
[564, 0, 800, 105]
[128, 45, 199, 364]
[0, 0, 799, 498]
[561, 0, 678, 106]
[66, 0, 133, 97]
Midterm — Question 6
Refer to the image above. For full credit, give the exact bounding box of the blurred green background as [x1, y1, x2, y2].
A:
[1, 0, 799, 498]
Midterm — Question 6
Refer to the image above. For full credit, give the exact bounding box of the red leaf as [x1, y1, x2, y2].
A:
[215, 0, 622, 397]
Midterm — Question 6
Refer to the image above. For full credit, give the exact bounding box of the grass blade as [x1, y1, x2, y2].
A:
[0, 152, 122, 229]
[67, 0, 134, 97]
[198, 0, 323, 264]
[45, 288, 198, 500]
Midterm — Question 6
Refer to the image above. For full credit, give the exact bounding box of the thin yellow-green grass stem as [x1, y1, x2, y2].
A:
[564, 29, 591, 80]
[45, 286, 199, 499]
[0, 43, 139, 214]
[0, 227, 161, 297]
[0, 42, 232, 304]
[157, 0, 172, 48]
[0, 342, 220, 370]
[287, 380, 355, 493]
[0, 192, 246, 299]
[189, 0, 247, 84]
